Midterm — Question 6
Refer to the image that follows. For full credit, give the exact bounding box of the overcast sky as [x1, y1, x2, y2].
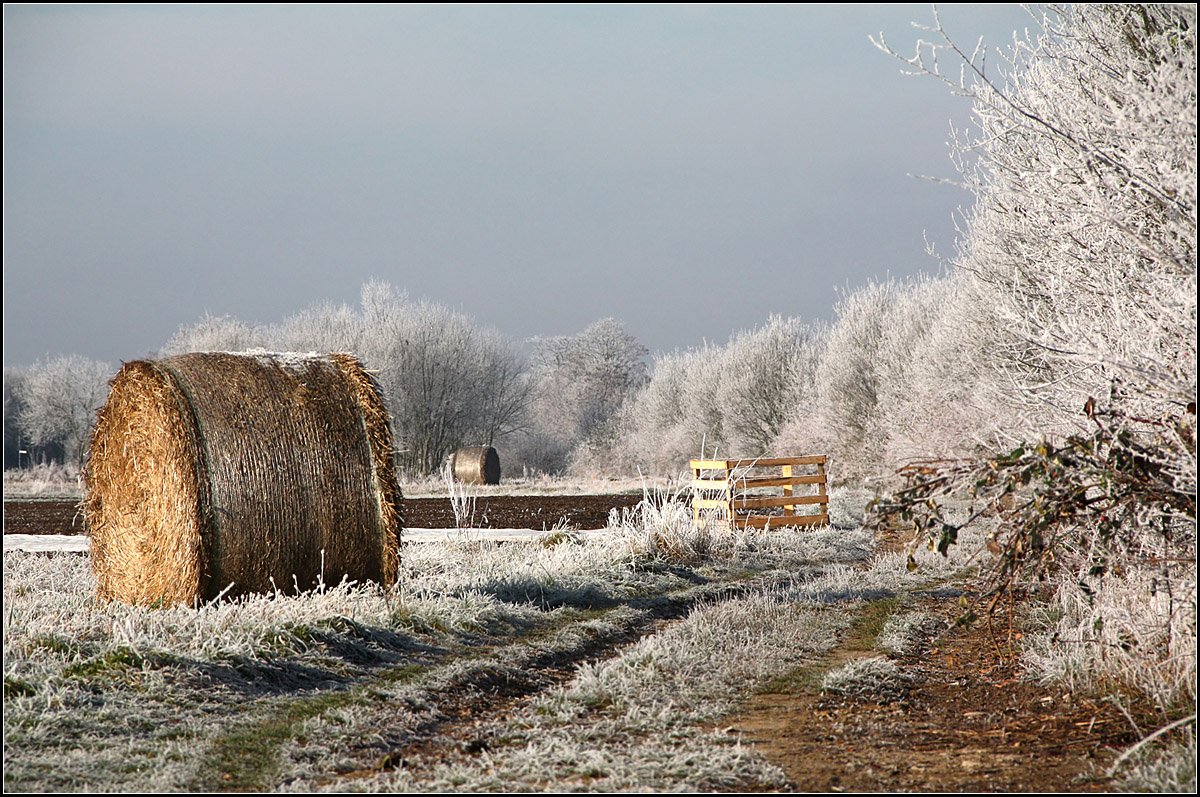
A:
[3, 3, 1035, 367]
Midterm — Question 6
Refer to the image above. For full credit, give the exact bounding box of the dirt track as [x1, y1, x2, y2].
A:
[724, 575, 1153, 792]
[1, 494, 645, 536]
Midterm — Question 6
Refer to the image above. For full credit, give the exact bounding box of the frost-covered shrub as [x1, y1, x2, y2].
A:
[526, 317, 649, 476]
[872, 4, 1197, 726]
[777, 277, 950, 485]
[811, 282, 894, 476]
[879, 4, 1196, 437]
[1113, 725, 1197, 794]
[622, 343, 728, 475]
[617, 317, 824, 477]
[1022, 551, 1196, 711]
[716, 316, 824, 456]
[618, 347, 712, 474]
[162, 312, 267, 355]
[887, 272, 1016, 456]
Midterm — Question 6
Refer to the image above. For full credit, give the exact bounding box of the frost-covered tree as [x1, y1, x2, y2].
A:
[876, 4, 1197, 435]
[468, 328, 533, 449]
[867, 1, 1197, 515]
[383, 301, 530, 474]
[811, 282, 894, 473]
[161, 312, 266, 356]
[161, 281, 532, 477]
[4, 367, 29, 468]
[529, 318, 648, 473]
[762, 278, 949, 484]
[717, 316, 824, 456]
[269, 300, 364, 354]
[880, 274, 1012, 461]
[619, 344, 725, 475]
[345, 282, 532, 475]
[16, 355, 113, 470]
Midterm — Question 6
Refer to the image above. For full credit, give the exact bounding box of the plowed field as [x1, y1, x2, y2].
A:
[2, 494, 645, 536]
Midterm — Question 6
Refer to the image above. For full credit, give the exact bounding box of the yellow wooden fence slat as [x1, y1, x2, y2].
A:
[731, 474, 826, 488]
[690, 459, 733, 470]
[741, 513, 829, 528]
[690, 479, 735, 491]
[722, 455, 826, 468]
[782, 463, 793, 516]
[693, 498, 734, 510]
[735, 494, 829, 509]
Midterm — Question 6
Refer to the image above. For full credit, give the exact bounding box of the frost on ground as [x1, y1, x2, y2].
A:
[821, 656, 911, 702]
[2, 487, 954, 793]
[876, 610, 944, 656]
[10, 488, 1176, 793]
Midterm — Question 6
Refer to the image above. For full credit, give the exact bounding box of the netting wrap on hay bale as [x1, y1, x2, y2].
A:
[83, 351, 403, 606]
[450, 446, 501, 485]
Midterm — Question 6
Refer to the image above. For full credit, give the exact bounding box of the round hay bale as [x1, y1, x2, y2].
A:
[83, 351, 403, 606]
[450, 445, 501, 485]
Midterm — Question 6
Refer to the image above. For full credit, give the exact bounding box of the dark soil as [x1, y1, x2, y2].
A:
[2, 494, 645, 536]
[397, 493, 645, 530]
[2, 499, 87, 535]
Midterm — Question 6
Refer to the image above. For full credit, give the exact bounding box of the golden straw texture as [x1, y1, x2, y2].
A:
[84, 352, 403, 606]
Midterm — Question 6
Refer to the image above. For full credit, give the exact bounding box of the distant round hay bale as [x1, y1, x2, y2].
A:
[450, 445, 501, 485]
[83, 351, 403, 607]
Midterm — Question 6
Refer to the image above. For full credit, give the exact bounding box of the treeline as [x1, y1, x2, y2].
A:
[1, 292, 652, 480]
[4, 356, 112, 471]
[0, 273, 1068, 485]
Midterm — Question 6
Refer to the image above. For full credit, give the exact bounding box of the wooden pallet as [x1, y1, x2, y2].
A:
[691, 455, 829, 529]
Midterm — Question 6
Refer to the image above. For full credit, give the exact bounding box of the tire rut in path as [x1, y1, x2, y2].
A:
[198, 578, 762, 791]
[333, 582, 754, 786]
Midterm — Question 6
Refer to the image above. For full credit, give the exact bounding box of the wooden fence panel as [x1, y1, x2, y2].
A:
[690, 455, 829, 530]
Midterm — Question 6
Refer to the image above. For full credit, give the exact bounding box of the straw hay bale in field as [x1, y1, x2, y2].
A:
[83, 351, 403, 606]
[450, 445, 501, 485]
